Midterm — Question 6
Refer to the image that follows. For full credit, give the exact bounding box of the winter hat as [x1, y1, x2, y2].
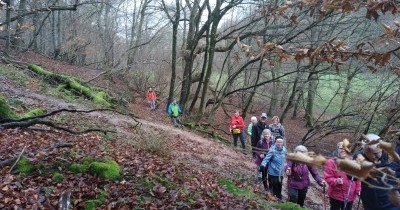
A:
[260, 113, 267, 119]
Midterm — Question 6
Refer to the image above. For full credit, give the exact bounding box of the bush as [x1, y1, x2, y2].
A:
[134, 131, 169, 156]
[52, 172, 65, 183]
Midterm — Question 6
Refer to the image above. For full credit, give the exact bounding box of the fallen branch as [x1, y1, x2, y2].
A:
[9, 145, 27, 173]
[0, 119, 116, 135]
[0, 157, 17, 168]
[59, 191, 72, 210]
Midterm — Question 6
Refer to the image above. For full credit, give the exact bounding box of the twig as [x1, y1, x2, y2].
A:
[9, 145, 27, 173]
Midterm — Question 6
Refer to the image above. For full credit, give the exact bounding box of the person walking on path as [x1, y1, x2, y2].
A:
[229, 110, 245, 151]
[146, 88, 157, 110]
[286, 145, 326, 207]
[324, 141, 361, 210]
[260, 136, 287, 200]
[247, 116, 257, 146]
[354, 134, 399, 210]
[251, 113, 269, 157]
[256, 129, 274, 191]
[269, 116, 285, 141]
[167, 98, 182, 127]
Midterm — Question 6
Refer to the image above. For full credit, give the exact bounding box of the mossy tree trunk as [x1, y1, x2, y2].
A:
[28, 64, 112, 107]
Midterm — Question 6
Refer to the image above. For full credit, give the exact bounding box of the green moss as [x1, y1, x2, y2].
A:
[97, 191, 107, 203]
[28, 64, 53, 76]
[0, 95, 17, 119]
[84, 191, 107, 210]
[217, 179, 255, 199]
[85, 200, 97, 210]
[17, 156, 34, 174]
[93, 91, 111, 107]
[89, 159, 120, 180]
[22, 108, 46, 118]
[69, 163, 89, 174]
[52, 172, 65, 183]
[271, 202, 307, 210]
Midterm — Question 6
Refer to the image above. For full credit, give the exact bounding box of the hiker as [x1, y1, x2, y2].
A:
[251, 113, 269, 157]
[332, 141, 344, 157]
[260, 136, 287, 200]
[247, 116, 257, 140]
[324, 141, 361, 210]
[286, 145, 326, 207]
[354, 134, 399, 210]
[269, 116, 285, 141]
[229, 110, 245, 151]
[167, 98, 182, 127]
[146, 88, 157, 110]
[255, 129, 274, 190]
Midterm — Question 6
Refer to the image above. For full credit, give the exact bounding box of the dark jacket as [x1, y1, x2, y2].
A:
[251, 121, 269, 148]
[355, 150, 398, 210]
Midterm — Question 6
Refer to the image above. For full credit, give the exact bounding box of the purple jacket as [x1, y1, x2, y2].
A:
[255, 139, 273, 166]
[286, 160, 323, 190]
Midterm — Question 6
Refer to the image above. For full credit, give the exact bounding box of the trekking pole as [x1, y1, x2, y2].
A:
[322, 185, 326, 210]
[356, 196, 361, 210]
[343, 176, 354, 210]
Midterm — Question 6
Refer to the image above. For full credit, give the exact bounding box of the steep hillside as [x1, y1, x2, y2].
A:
[0, 57, 326, 209]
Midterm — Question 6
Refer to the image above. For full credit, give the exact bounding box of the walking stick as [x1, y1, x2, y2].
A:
[356, 196, 361, 210]
[323, 185, 327, 210]
[343, 176, 354, 210]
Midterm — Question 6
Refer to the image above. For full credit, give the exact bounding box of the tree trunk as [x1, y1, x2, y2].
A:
[167, 0, 180, 111]
[268, 69, 278, 116]
[280, 64, 301, 123]
[14, 0, 27, 51]
[305, 64, 318, 127]
[5, 0, 13, 56]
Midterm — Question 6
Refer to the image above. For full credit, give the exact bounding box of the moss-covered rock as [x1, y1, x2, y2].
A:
[89, 159, 120, 180]
[69, 157, 120, 180]
[0, 95, 17, 119]
[17, 156, 34, 174]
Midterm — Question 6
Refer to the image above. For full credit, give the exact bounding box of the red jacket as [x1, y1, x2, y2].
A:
[229, 116, 244, 131]
[324, 159, 361, 202]
[146, 90, 156, 101]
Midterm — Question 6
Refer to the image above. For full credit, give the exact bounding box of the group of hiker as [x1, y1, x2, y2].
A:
[230, 111, 400, 210]
[146, 88, 182, 127]
[146, 88, 400, 209]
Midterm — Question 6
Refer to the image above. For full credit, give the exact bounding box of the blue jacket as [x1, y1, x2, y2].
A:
[261, 145, 287, 177]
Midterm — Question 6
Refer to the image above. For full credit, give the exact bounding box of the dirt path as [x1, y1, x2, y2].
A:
[0, 75, 326, 209]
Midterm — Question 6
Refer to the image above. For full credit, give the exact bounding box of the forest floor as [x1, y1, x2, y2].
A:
[0, 51, 333, 209]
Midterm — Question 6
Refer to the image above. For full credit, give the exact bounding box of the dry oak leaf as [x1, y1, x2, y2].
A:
[378, 140, 400, 162]
[336, 158, 374, 180]
[286, 152, 326, 167]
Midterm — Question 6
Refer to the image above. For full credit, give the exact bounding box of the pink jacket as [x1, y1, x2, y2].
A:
[324, 159, 361, 202]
